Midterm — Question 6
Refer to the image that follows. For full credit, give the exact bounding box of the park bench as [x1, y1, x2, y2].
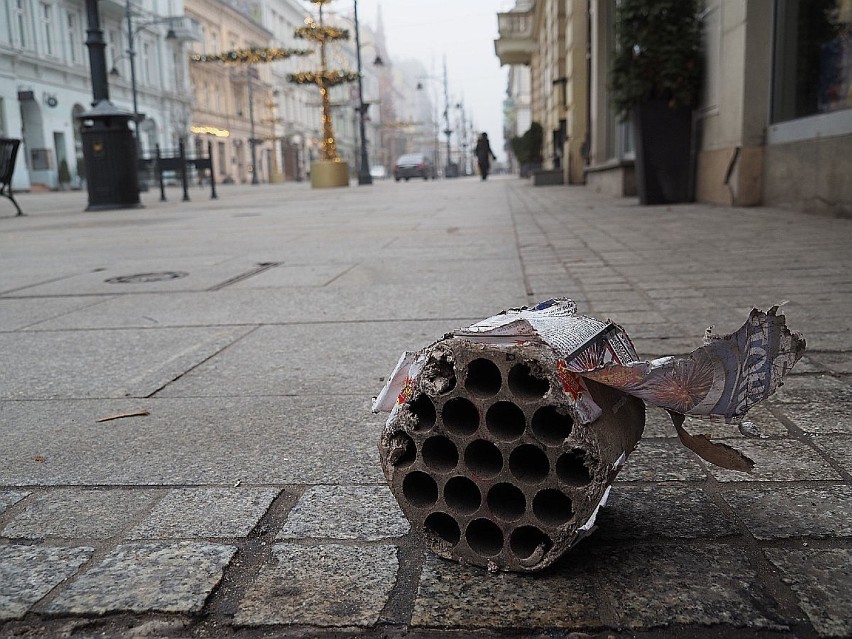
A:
[0, 138, 23, 216]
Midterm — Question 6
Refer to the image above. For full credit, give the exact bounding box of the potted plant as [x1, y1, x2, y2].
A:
[511, 121, 543, 178]
[609, 0, 703, 204]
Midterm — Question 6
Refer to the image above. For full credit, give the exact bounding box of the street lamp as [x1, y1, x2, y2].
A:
[247, 66, 259, 185]
[416, 60, 453, 178]
[353, 0, 372, 185]
[115, 0, 183, 151]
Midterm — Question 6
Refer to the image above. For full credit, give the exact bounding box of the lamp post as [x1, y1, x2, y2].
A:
[247, 66, 259, 185]
[119, 0, 181, 149]
[353, 0, 372, 185]
[442, 57, 455, 178]
[416, 76, 444, 178]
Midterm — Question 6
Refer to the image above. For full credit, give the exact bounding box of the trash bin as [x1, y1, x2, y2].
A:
[77, 101, 140, 211]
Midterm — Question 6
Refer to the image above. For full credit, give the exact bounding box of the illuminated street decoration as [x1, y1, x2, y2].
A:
[287, 0, 358, 161]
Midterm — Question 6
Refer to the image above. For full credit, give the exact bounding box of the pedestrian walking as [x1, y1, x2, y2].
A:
[474, 132, 497, 180]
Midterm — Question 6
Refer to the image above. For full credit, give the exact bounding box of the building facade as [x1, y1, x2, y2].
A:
[496, 0, 589, 184]
[1, 0, 195, 191]
[496, 0, 852, 215]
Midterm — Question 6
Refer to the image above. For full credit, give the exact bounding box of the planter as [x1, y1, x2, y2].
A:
[519, 162, 542, 178]
[632, 100, 694, 205]
[310, 160, 349, 188]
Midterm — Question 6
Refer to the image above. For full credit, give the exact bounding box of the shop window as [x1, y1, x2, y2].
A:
[772, 0, 852, 123]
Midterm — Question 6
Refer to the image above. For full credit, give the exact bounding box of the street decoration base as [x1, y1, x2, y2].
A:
[311, 160, 349, 188]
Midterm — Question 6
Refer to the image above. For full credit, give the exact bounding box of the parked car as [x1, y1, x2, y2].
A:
[393, 153, 433, 181]
[370, 165, 387, 180]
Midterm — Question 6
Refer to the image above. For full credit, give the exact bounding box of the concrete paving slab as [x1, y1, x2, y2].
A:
[227, 262, 356, 288]
[410, 552, 601, 629]
[2, 488, 159, 539]
[46, 541, 236, 615]
[764, 549, 852, 638]
[235, 543, 397, 627]
[328, 257, 523, 288]
[0, 490, 29, 515]
[594, 542, 783, 631]
[0, 296, 115, 331]
[597, 486, 738, 539]
[24, 283, 523, 330]
[0, 545, 93, 620]
[156, 321, 454, 397]
[3, 257, 273, 297]
[0, 396, 384, 485]
[723, 486, 852, 539]
[277, 485, 409, 541]
[127, 487, 280, 539]
[0, 326, 253, 400]
[706, 440, 841, 482]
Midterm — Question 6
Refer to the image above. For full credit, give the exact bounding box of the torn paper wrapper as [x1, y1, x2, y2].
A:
[374, 298, 805, 431]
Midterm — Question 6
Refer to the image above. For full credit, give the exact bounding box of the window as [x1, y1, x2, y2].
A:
[15, 0, 29, 49]
[40, 2, 54, 56]
[772, 0, 852, 123]
[142, 41, 152, 86]
[66, 12, 80, 63]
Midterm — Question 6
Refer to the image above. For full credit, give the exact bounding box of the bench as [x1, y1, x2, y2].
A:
[0, 138, 23, 216]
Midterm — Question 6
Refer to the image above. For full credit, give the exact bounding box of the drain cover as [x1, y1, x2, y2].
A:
[105, 271, 189, 284]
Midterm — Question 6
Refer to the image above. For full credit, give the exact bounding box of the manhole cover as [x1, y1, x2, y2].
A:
[105, 271, 189, 284]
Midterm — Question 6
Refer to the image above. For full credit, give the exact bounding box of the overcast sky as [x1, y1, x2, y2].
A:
[348, 0, 512, 161]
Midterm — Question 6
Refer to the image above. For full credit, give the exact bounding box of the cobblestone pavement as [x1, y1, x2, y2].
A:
[1, 178, 850, 638]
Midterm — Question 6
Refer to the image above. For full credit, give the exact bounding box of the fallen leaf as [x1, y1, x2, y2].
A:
[96, 409, 150, 423]
[34, 455, 45, 462]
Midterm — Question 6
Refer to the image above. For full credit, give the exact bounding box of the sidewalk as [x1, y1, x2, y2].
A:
[1, 178, 850, 638]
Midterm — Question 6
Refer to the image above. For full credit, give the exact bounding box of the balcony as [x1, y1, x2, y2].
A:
[494, 9, 536, 66]
[167, 17, 202, 43]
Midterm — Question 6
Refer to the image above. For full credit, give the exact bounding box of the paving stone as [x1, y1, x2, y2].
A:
[771, 375, 852, 405]
[809, 352, 852, 375]
[706, 440, 841, 482]
[786, 355, 829, 374]
[235, 543, 397, 626]
[0, 490, 30, 515]
[410, 552, 601, 629]
[127, 487, 279, 539]
[2, 489, 159, 539]
[47, 541, 236, 614]
[597, 486, 738, 539]
[0, 545, 93, 620]
[810, 435, 852, 474]
[594, 542, 783, 631]
[776, 401, 852, 435]
[617, 441, 708, 482]
[277, 485, 409, 541]
[723, 486, 851, 539]
[764, 548, 852, 638]
[642, 407, 677, 438]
